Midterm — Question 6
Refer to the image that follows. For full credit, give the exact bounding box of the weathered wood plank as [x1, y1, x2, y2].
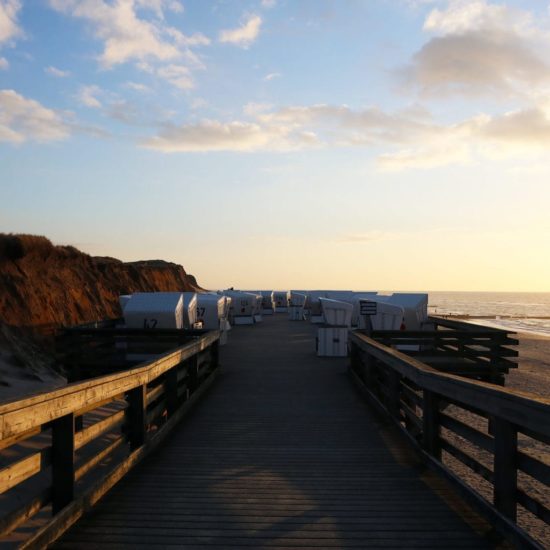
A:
[21, 365, 219, 550]
[439, 413, 494, 453]
[51, 317, 493, 550]
[52, 413, 75, 514]
[0, 447, 51, 494]
[517, 451, 550, 487]
[0, 331, 219, 438]
[74, 410, 125, 451]
[493, 418, 517, 521]
[75, 436, 125, 482]
[0, 488, 51, 537]
[349, 332, 550, 438]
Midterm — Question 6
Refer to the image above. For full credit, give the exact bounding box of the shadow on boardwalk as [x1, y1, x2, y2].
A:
[55, 315, 496, 549]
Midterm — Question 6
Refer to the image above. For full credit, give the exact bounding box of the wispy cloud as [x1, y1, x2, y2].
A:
[143, 118, 320, 153]
[0, 89, 71, 143]
[337, 231, 402, 243]
[156, 63, 193, 90]
[77, 84, 103, 108]
[243, 102, 273, 116]
[142, 99, 550, 167]
[190, 97, 207, 110]
[45, 65, 71, 77]
[0, 56, 7, 69]
[124, 81, 151, 93]
[49, 0, 210, 90]
[106, 99, 142, 125]
[264, 72, 281, 81]
[0, 0, 22, 46]
[219, 14, 262, 48]
[261, 0, 277, 8]
[135, 0, 184, 19]
[337, 227, 471, 243]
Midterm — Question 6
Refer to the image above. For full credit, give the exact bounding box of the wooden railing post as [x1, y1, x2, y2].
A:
[349, 341, 361, 375]
[211, 341, 220, 370]
[165, 366, 179, 417]
[51, 413, 75, 514]
[126, 385, 146, 450]
[493, 418, 517, 521]
[422, 390, 441, 460]
[364, 352, 374, 389]
[388, 370, 401, 420]
[188, 354, 199, 393]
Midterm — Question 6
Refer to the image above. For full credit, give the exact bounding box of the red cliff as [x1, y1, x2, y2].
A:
[0, 234, 203, 329]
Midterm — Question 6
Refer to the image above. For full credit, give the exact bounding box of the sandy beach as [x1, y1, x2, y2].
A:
[444, 331, 550, 547]
[506, 333, 550, 399]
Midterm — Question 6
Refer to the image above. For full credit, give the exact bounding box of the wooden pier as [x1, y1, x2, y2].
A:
[53, 315, 494, 548]
[0, 314, 549, 548]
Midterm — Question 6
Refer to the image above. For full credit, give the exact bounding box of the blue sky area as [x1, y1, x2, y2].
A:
[1, 0, 550, 291]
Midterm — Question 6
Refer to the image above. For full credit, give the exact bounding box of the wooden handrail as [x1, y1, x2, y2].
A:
[349, 330, 550, 549]
[428, 315, 510, 332]
[350, 332, 550, 436]
[0, 330, 219, 439]
[0, 329, 221, 545]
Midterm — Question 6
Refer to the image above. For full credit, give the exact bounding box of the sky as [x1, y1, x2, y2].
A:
[1, 0, 550, 292]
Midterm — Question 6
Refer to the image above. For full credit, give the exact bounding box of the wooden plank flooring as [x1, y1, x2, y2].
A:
[54, 315, 494, 549]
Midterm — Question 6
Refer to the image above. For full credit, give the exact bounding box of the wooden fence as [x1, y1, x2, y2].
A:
[0, 330, 220, 548]
[368, 316, 518, 384]
[349, 330, 550, 549]
[56, 324, 211, 382]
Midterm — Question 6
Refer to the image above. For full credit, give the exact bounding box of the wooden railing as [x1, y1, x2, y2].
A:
[56, 324, 210, 382]
[0, 330, 220, 548]
[369, 316, 518, 384]
[349, 331, 550, 549]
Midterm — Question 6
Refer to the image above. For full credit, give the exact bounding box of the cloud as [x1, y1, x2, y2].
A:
[377, 107, 550, 170]
[403, 30, 550, 97]
[77, 84, 102, 108]
[264, 72, 281, 81]
[143, 118, 320, 153]
[49, 0, 179, 67]
[49, 0, 209, 90]
[481, 107, 550, 146]
[135, 0, 183, 19]
[337, 231, 401, 243]
[0, 0, 22, 45]
[106, 99, 142, 124]
[400, 0, 550, 97]
[257, 104, 436, 145]
[45, 65, 71, 77]
[156, 63, 193, 90]
[190, 97, 207, 109]
[261, 0, 276, 8]
[219, 14, 262, 47]
[143, 103, 435, 153]
[0, 56, 7, 69]
[142, 100, 550, 167]
[165, 26, 210, 48]
[243, 102, 273, 116]
[423, 0, 532, 35]
[377, 144, 471, 171]
[144, 120, 282, 152]
[0, 89, 71, 143]
[124, 80, 150, 92]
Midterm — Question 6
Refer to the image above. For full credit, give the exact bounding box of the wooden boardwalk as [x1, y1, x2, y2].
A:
[54, 315, 494, 549]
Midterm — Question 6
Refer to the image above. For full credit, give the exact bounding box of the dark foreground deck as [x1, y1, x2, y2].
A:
[54, 315, 494, 549]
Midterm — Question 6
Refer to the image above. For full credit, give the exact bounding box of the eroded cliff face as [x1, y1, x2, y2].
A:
[0, 234, 203, 399]
[0, 234, 202, 329]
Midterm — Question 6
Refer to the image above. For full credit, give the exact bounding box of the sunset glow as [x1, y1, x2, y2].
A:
[1, 0, 549, 291]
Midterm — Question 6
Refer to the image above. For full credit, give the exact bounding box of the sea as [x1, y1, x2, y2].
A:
[427, 292, 550, 337]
